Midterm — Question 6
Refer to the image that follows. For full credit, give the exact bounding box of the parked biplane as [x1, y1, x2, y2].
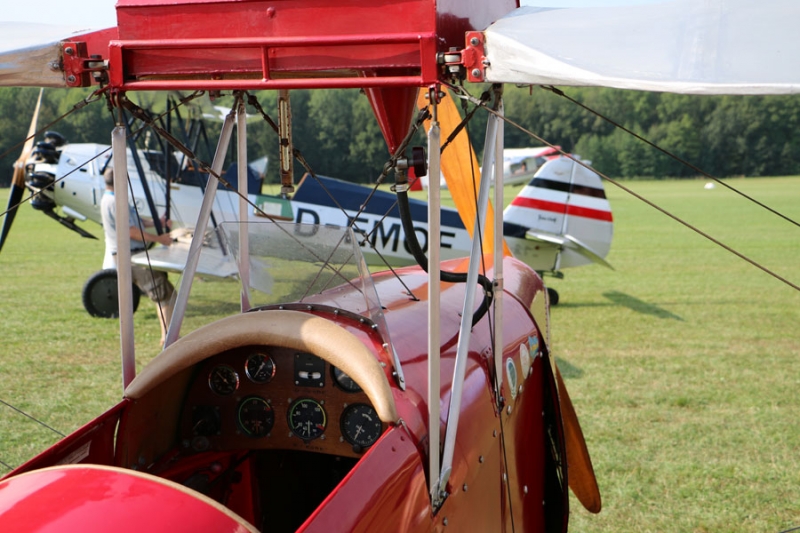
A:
[5, 122, 613, 309]
[0, 0, 798, 532]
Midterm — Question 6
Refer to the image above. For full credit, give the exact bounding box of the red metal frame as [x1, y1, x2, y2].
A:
[60, 0, 517, 150]
[104, 33, 440, 91]
[92, 0, 514, 92]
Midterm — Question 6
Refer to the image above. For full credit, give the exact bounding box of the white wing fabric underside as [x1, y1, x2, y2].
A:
[0, 23, 97, 87]
[485, 1, 800, 95]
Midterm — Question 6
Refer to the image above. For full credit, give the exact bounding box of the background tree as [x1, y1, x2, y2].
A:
[2, 86, 800, 188]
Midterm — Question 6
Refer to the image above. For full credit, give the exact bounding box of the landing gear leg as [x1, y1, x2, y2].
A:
[546, 287, 560, 306]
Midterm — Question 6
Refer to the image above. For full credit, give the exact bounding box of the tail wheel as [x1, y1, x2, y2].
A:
[546, 287, 560, 306]
[82, 269, 141, 318]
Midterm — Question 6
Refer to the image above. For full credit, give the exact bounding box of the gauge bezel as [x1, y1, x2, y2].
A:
[331, 365, 362, 393]
[287, 398, 327, 442]
[340, 403, 383, 450]
[208, 364, 240, 396]
[245, 352, 276, 384]
[237, 396, 275, 438]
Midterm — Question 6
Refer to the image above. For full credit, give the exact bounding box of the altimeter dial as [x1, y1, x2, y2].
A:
[288, 398, 327, 441]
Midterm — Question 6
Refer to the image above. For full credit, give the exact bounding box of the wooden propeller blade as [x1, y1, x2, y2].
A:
[416, 91, 511, 257]
[1, 89, 43, 253]
[14, 88, 44, 187]
[0, 184, 25, 253]
[556, 364, 602, 513]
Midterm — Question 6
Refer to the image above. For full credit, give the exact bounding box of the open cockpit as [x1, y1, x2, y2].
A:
[115, 309, 400, 531]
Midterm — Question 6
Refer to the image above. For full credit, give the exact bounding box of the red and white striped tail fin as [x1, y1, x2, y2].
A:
[503, 156, 613, 271]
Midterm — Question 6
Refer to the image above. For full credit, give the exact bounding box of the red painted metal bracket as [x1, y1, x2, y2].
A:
[62, 41, 108, 87]
[462, 31, 488, 83]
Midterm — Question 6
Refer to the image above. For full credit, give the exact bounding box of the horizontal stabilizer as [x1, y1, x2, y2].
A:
[525, 230, 613, 270]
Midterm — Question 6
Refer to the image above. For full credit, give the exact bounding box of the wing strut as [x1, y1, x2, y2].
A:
[426, 89, 442, 506]
[122, 108, 164, 235]
[236, 94, 251, 312]
[438, 86, 502, 499]
[112, 125, 137, 390]
[164, 102, 238, 347]
[492, 98, 505, 398]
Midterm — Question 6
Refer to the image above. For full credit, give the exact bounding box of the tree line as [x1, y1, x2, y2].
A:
[2, 85, 799, 188]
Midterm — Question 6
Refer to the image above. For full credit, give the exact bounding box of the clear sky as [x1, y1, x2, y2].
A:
[4, 0, 663, 29]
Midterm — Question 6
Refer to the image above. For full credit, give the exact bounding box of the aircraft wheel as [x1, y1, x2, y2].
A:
[547, 287, 560, 306]
[82, 269, 141, 318]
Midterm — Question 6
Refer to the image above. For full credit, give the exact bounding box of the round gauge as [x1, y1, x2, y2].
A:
[287, 398, 327, 441]
[191, 405, 221, 436]
[208, 365, 239, 396]
[340, 404, 383, 450]
[332, 366, 361, 393]
[245, 352, 276, 384]
[237, 396, 275, 438]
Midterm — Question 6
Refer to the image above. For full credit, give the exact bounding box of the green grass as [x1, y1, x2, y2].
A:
[546, 177, 800, 532]
[2, 178, 800, 531]
[0, 200, 170, 469]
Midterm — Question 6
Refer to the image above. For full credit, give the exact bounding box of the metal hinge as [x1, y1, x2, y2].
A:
[62, 42, 108, 87]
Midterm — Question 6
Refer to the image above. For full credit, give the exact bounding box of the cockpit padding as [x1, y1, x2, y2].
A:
[124, 310, 399, 423]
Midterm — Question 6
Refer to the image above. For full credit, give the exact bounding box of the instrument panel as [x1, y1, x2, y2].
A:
[181, 345, 385, 458]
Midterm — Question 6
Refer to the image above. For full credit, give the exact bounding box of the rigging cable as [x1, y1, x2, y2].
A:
[542, 85, 800, 229]
[447, 84, 800, 294]
[0, 396, 65, 470]
[119, 94, 367, 296]
[1, 90, 204, 222]
[0, 87, 107, 162]
[463, 84, 516, 532]
[0, 398, 65, 438]
[0, 146, 111, 221]
[246, 92, 422, 299]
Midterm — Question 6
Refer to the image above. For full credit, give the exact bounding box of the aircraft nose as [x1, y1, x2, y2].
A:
[25, 172, 57, 212]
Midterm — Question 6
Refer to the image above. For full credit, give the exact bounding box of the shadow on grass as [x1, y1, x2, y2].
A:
[602, 290, 683, 320]
[555, 357, 584, 379]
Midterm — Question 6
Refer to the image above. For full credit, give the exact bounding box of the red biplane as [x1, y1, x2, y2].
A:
[0, 0, 798, 531]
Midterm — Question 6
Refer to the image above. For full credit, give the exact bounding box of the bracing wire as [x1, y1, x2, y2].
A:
[0, 87, 107, 162]
[446, 84, 800, 294]
[0, 396, 66, 471]
[542, 85, 800, 229]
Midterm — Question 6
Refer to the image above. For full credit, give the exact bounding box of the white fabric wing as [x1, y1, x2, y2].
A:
[484, 1, 800, 95]
[0, 23, 95, 87]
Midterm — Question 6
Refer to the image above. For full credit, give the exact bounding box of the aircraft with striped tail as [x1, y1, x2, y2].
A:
[292, 157, 613, 305]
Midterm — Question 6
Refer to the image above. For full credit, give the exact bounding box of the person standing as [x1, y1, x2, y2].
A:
[101, 167, 175, 347]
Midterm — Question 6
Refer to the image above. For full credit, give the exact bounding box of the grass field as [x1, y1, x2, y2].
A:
[1, 177, 799, 531]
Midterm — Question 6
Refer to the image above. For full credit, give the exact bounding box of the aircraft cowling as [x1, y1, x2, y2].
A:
[0, 464, 258, 532]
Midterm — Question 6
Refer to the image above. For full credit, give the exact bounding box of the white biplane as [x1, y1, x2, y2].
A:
[6, 112, 613, 310]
